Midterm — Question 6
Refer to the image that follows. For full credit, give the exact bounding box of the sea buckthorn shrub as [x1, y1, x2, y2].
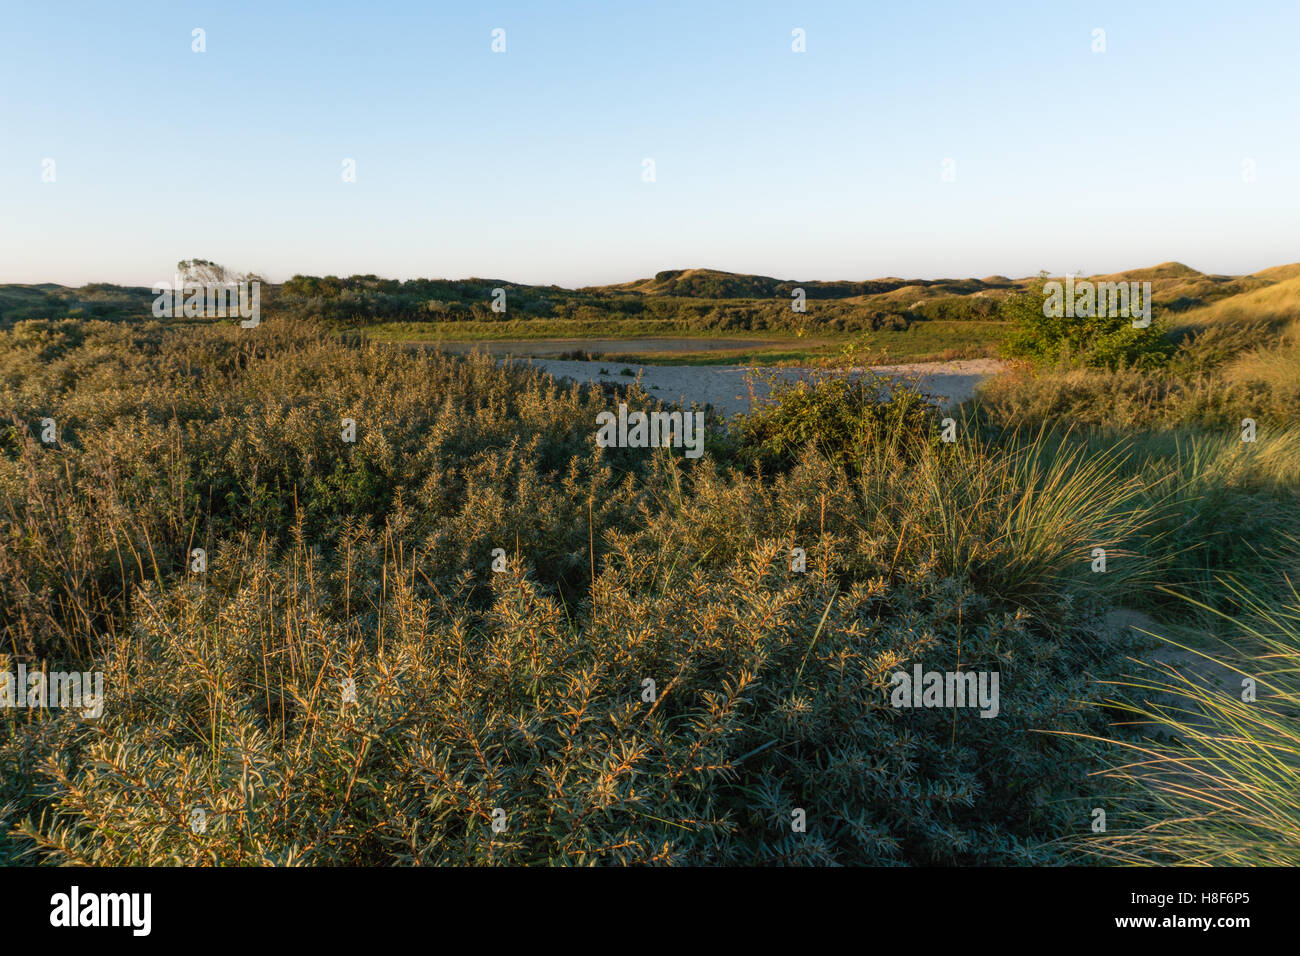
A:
[2, 319, 1148, 865]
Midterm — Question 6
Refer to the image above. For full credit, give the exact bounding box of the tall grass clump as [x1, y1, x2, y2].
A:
[956, 421, 1300, 622]
[1079, 580, 1300, 865]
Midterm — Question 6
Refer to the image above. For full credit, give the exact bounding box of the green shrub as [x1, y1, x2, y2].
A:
[1002, 286, 1177, 370]
[731, 373, 935, 472]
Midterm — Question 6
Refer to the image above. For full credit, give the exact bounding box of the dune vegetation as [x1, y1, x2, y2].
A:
[1, 262, 1298, 865]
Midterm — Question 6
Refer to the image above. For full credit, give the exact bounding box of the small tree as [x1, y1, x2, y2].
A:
[177, 259, 231, 286]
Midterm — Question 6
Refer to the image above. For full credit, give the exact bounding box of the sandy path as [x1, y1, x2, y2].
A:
[512, 357, 1009, 417]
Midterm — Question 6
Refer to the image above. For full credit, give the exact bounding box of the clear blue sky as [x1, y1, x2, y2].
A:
[2, 0, 1297, 287]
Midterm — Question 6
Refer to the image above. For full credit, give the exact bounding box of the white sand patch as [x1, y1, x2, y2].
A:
[511, 357, 1010, 417]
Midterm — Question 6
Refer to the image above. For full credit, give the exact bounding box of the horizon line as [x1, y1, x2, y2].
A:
[7, 258, 1298, 291]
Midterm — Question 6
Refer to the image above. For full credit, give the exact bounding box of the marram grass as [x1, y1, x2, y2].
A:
[1076, 579, 1300, 866]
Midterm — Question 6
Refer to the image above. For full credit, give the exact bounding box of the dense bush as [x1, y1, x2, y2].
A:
[1002, 286, 1177, 370]
[0, 319, 1159, 864]
[2, 532, 1136, 865]
[731, 373, 936, 472]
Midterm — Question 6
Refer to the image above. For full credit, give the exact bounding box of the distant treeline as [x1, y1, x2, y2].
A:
[283, 269, 1012, 302]
[2, 279, 969, 332]
[610, 268, 1014, 300]
[276, 273, 1009, 331]
[2, 261, 1278, 333]
[0, 284, 156, 324]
